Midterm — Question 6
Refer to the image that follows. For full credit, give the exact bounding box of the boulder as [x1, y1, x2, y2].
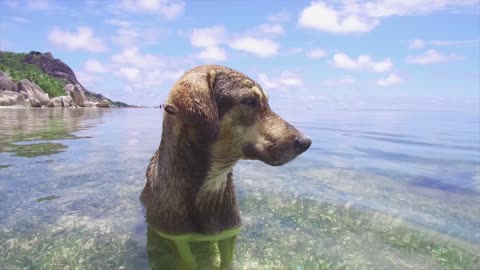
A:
[95, 99, 111, 108]
[17, 79, 50, 105]
[25, 98, 42, 108]
[69, 84, 87, 107]
[0, 71, 18, 92]
[84, 101, 94, 107]
[63, 83, 74, 95]
[0, 91, 25, 106]
[47, 95, 73, 107]
[62, 95, 73, 107]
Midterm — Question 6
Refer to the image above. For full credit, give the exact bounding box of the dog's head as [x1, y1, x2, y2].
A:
[164, 65, 311, 166]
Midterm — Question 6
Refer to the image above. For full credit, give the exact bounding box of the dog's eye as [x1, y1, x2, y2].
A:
[242, 97, 258, 108]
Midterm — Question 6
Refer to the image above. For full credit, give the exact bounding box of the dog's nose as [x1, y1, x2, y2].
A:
[294, 135, 312, 154]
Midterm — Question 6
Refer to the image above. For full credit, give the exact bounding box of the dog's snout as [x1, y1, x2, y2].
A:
[294, 135, 312, 154]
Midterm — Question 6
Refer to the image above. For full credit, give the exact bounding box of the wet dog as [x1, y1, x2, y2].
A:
[141, 65, 311, 268]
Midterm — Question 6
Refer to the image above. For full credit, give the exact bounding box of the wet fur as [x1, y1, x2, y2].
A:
[141, 65, 309, 234]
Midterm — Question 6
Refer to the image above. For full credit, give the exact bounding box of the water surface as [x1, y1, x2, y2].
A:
[0, 108, 479, 269]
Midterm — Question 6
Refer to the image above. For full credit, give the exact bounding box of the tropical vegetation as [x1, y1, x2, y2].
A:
[0, 51, 65, 97]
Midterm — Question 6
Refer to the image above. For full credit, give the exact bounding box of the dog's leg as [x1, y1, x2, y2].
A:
[172, 238, 197, 270]
[218, 235, 236, 269]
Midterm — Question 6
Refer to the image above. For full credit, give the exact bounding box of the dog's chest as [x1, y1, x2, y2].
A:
[200, 162, 236, 193]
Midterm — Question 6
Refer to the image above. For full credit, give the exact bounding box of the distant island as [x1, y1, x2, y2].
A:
[0, 51, 132, 108]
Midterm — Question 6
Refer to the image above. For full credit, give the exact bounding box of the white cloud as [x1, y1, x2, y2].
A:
[298, 0, 478, 34]
[405, 49, 462, 64]
[112, 27, 163, 47]
[110, 47, 190, 88]
[357, 0, 479, 17]
[190, 26, 228, 61]
[106, 46, 186, 101]
[117, 0, 185, 20]
[111, 47, 160, 68]
[117, 67, 141, 82]
[190, 26, 227, 48]
[229, 37, 279, 57]
[409, 39, 425, 49]
[306, 48, 328, 59]
[377, 73, 403, 86]
[84, 59, 108, 73]
[189, 21, 285, 59]
[267, 11, 290, 22]
[27, 0, 49, 9]
[113, 28, 141, 47]
[67, 46, 192, 106]
[298, 1, 378, 34]
[285, 48, 304, 55]
[256, 23, 284, 36]
[333, 53, 393, 72]
[48, 27, 107, 52]
[409, 38, 478, 49]
[8, 17, 31, 23]
[75, 71, 102, 88]
[258, 74, 277, 90]
[429, 39, 478, 46]
[106, 19, 166, 48]
[258, 71, 303, 90]
[105, 18, 131, 27]
[195, 46, 227, 62]
[323, 76, 355, 87]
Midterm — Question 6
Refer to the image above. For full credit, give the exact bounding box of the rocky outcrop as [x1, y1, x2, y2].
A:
[25, 98, 42, 107]
[0, 51, 132, 107]
[17, 79, 50, 105]
[0, 78, 98, 108]
[24, 52, 77, 85]
[95, 99, 111, 108]
[0, 71, 18, 92]
[67, 84, 87, 107]
[23, 51, 110, 102]
[0, 91, 25, 106]
[47, 95, 73, 108]
[63, 84, 74, 94]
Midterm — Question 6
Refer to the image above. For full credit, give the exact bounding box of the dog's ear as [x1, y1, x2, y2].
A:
[166, 69, 219, 141]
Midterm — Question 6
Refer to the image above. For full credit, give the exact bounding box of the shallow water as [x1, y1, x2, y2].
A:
[0, 108, 479, 269]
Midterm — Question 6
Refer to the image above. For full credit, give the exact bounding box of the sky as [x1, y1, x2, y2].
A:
[0, 0, 479, 110]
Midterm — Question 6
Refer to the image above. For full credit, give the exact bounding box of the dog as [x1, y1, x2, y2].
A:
[141, 65, 311, 268]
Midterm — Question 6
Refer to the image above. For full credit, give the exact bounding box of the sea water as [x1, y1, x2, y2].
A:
[0, 108, 478, 269]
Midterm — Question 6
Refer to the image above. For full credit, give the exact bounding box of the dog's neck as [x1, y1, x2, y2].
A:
[201, 160, 237, 193]
[157, 117, 238, 191]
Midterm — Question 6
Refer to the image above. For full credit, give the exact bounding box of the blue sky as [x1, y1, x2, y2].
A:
[0, 0, 479, 110]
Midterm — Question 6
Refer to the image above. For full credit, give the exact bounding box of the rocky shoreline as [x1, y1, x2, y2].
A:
[0, 70, 111, 108]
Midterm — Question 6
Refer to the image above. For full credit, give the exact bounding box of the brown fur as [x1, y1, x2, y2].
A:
[141, 65, 311, 234]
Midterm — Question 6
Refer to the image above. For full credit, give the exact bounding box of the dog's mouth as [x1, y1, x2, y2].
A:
[242, 134, 312, 166]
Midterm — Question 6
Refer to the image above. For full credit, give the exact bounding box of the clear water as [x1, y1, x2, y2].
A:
[0, 108, 479, 269]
